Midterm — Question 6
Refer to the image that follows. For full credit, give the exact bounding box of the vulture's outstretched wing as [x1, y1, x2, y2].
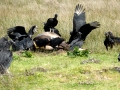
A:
[7, 26, 28, 40]
[79, 21, 100, 40]
[68, 4, 100, 44]
[73, 4, 86, 32]
[68, 4, 86, 44]
[7, 26, 27, 35]
[27, 25, 38, 38]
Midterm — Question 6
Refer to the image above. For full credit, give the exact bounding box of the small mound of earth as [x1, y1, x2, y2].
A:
[24, 67, 47, 76]
[81, 58, 101, 64]
[111, 67, 120, 72]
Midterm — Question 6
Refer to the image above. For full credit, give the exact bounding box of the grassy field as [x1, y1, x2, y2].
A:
[0, 0, 120, 90]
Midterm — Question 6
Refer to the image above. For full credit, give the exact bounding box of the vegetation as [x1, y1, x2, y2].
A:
[67, 47, 89, 57]
[0, 0, 120, 90]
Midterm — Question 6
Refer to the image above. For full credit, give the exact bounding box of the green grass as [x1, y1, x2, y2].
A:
[0, 0, 120, 90]
[0, 51, 120, 90]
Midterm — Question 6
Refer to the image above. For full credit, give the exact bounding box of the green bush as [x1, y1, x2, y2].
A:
[67, 47, 89, 57]
[22, 50, 33, 58]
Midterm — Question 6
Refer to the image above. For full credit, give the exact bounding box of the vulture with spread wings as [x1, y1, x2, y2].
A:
[7, 25, 37, 51]
[7, 25, 37, 41]
[68, 4, 100, 50]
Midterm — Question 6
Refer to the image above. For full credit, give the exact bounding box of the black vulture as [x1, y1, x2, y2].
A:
[0, 36, 8, 43]
[0, 50, 13, 74]
[0, 36, 14, 50]
[68, 4, 100, 45]
[69, 32, 84, 50]
[104, 31, 120, 50]
[118, 53, 120, 62]
[0, 36, 13, 74]
[104, 31, 115, 50]
[69, 38, 83, 50]
[12, 37, 34, 51]
[32, 35, 51, 51]
[0, 40, 14, 50]
[50, 37, 64, 49]
[108, 32, 120, 44]
[7, 25, 37, 51]
[28, 25, 38, 38]
[43, 14, 61, 36]
[44, 14, 58, 31]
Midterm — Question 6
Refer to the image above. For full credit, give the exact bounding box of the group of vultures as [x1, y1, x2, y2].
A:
[0, 4, 119, 74]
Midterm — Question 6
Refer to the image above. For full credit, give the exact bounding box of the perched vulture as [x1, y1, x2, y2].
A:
[7, 25, 37, 51]
[68, 4, 100, 50]
[104, 31, 120, 50]
[108, 32, 120, 44]
[43, 14, 61, 36]
[104, 31, 115, 50]
[44, 14, 58, 31]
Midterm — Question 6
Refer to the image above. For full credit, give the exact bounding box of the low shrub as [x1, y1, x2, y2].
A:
[67, 47, 89, 57]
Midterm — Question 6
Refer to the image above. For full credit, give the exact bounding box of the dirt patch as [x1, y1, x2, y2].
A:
[110, 67, 120, 73]
[24, 67, 47, 76]
[81, 58, 101, 64]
